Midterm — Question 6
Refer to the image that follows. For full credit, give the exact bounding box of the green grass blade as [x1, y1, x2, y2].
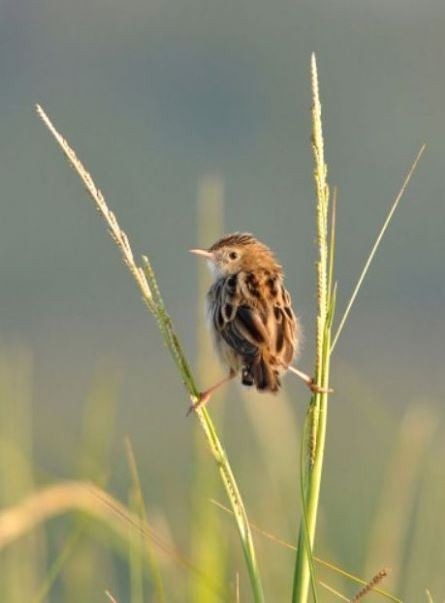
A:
[124, 439, 166, 603]
[32, 525, 83, 603]
[298, 409, 319, 603]
[128, 488, 144, 603]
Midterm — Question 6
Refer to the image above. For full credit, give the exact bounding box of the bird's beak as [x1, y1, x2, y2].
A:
[189, 248, 214, 260]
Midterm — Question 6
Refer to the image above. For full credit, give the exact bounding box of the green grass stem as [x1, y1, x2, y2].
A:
[36, 104, 264, 603]
[292, 53, 335, 603]
[292, 55, 426, 603]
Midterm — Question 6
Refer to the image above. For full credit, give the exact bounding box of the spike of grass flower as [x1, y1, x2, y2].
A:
[350, 569, 388, 602]
[35, 104, 264, 603]
[292, 55, 425, 603]
[292, 53, 335, 603]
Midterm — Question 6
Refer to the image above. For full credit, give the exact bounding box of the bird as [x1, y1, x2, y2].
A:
[189, 232, 325, 414]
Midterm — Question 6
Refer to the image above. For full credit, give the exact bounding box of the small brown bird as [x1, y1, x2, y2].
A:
[189, 233, 322, 413]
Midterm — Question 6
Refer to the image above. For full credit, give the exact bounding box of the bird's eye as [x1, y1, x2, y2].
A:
[229, 251, 238, 260]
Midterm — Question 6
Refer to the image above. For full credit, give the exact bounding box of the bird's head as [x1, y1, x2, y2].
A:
[190, 233, 282, 278]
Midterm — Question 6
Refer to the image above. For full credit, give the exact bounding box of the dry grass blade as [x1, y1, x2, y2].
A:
[319, 580, 350, 601]
[35, 104, 264, 602]
[105, 590, 118, 603]
[350, 569, 388, 602]
[0, 481, 177, 562]
[0, 481, 224, 597]
[331, 144, 426, 352]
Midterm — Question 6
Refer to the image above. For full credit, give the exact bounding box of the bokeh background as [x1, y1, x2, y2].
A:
[1, 0, 444, 601]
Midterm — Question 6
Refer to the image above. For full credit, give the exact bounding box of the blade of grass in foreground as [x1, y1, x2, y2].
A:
[124, 438, 166, 603]
[35, 105, 264, 603]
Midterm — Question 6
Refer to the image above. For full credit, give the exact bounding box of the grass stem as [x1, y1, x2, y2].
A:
[292, 53, 334, 603]
[36, 104, 264, 603]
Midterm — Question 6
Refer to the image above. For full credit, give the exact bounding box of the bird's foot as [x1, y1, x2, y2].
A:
[288, 365, 333, 394]
[186, 372, 235, 417]
[308, 378, 334, 395]
[186, 391, 211, 417]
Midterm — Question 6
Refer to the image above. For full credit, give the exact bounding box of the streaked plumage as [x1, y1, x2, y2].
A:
[196, 233, 300, 393]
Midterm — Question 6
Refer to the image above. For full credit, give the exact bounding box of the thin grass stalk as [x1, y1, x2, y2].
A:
[35, 104, 264, 603]
[292, 53, 334, 603]
[32, 526, 83, 603]
[330, 145, 425, 353]
[318, 581, 349, 602]
[142, 256, 263, 601]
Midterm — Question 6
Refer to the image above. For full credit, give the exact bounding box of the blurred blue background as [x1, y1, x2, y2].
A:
[0, 0, 444, 601]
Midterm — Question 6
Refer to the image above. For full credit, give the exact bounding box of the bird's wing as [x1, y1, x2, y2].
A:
[209, 276, 268, 360]
[209, 273, 298, 367]
[270, 303, 297, 365]
[219, 303, 269, 359]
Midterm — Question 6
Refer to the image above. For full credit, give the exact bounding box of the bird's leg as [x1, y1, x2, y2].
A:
[288, 365, 333, 394]
[187, 370, 236, 416]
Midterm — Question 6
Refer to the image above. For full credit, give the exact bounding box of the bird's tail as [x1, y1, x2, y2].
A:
[242, 354, 280, 393]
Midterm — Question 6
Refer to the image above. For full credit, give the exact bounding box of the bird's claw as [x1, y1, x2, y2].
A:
[308, 379, 333, 394]
[186, 392, 209, 417]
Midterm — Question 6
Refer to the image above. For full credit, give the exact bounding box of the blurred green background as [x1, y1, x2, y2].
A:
[1, 0, 444, 601]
